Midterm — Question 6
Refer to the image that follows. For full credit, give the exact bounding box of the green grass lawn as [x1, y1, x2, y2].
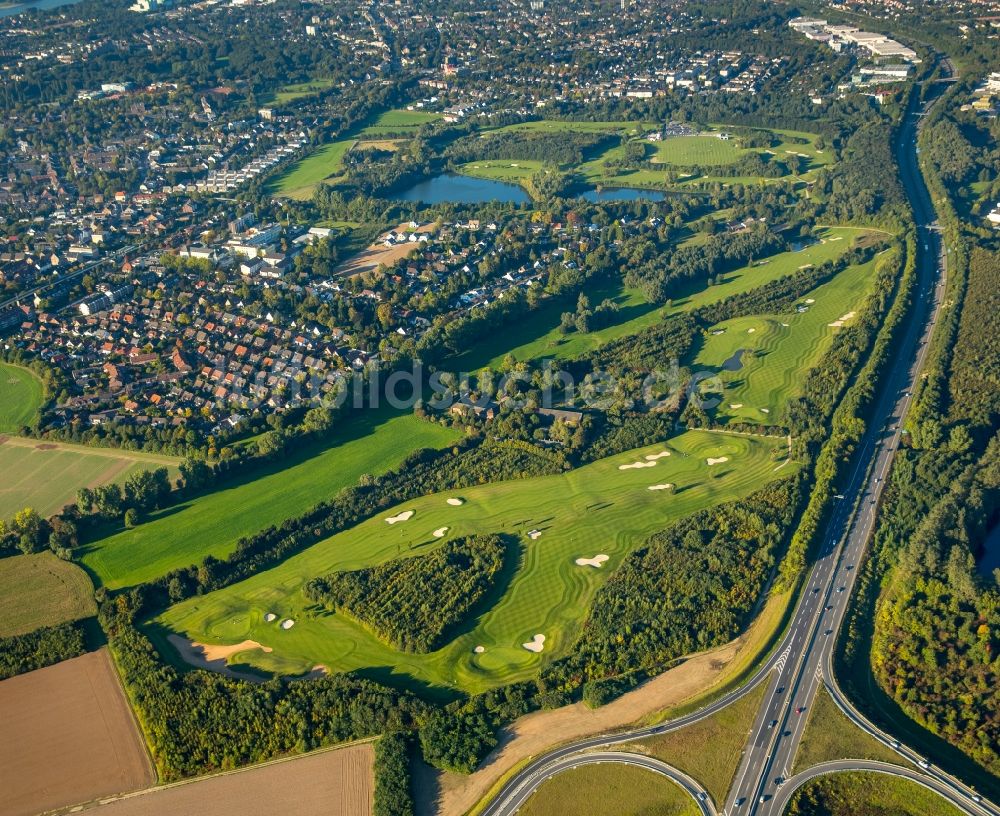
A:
[81, 410, 460, 590]
[637, 679, 770, 806]
[451, 227, 871, 371]
[0, 362, 44, 433]
[690, 247, 887, 426]
[359, 108, 442, 134]
[793, 687, 901, 773]
[157, 430, 795, 695]
[784, 771, 963, 816]
[0, 437, 180, 521]
[266, 138, 356, 198]
[259, 78, 335, 106]
[0, 552, 95, 637]
[650, 134, 746, 166]
[517, 762, 700, 816]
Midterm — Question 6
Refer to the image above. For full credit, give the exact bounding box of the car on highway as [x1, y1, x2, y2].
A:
[838, 586, 846, 592]
[796, 706, 806, 714]
[825, 604, 833, 611]
[825, 629, 834, 635]
[768, 719, 778, 729]
[776, 686, 784, 694]
[918, 759, 930, 769]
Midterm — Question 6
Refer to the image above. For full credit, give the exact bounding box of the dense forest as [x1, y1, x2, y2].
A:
[0, 621, 87, 680]
[303, 534, 510, 653]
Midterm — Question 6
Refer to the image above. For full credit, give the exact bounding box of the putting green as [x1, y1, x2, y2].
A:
[692, 249, 887, 425]
[157, 430, 796, 694]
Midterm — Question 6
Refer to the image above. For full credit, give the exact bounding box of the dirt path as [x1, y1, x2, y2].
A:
[433, 634, 752, 816]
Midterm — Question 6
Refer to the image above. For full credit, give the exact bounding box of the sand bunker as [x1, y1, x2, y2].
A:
[575, 554, 610, 568]
[264, 613, 277, 623]
[474, 646, 486, 654]
[798, 263, 814, 270]
[167, 635, 272, 678]
[386, 510, 415, 524]
[648, 483, 674, 491]
[747, 327, 756, 333]
[707, 457, 730, 466]
[644, 451, 671, 461]
[619, 460, 657, 470]
[447, 498, 464, 506]
[805, 298, 815, 304]
[433, 527, 449, 538]
[527, 529, 542, 540]
[729, 403, 744, 409]
[781, 322, 790, 327]
[828, 311, 856, 328]
[712, 329, 726, 336]
[522, 634, 546, 653]
[281, 619, 295, 630]
[760, 407, 770, 414]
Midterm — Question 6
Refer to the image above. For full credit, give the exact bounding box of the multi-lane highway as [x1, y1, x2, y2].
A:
[480, 61, 999, 816]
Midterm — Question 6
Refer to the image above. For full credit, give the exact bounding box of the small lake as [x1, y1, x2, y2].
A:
[395, 173, 531, 205]
[576, 186, 668, 203]
[979, 524, 1000, 579]
[0, 0, 82, 16]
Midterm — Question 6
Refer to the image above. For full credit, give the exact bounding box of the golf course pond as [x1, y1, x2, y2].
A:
[395, 173, 670, 205]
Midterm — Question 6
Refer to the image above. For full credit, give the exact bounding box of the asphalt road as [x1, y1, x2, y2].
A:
[490, 751, 718, 816]
[480, 63, 999, 816]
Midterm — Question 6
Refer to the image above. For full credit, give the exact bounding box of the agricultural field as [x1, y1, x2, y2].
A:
[516, 762, 699, 816]
[0, 648, 154, 816]
[157, 430, 795, 694]
[0, 362, 43, 432]
[452, 227, 873, 371]
[259, 77, 335, 105]
[360, 108, 442, 135]
[0, 435, 180, 521]
[266, 137, 356, 199]
[91, 742, 374, 816]
[783, 771, 963, 816]
[0, 552, 95, 637]
[691, 248, 886, 426]
[81, 410, 460, 590]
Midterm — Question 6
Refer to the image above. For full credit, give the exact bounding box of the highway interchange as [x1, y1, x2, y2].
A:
[480, 61, 1000, 816]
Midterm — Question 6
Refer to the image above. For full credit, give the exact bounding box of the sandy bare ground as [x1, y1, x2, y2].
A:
[80, 742, 375, 816]
[706, 457, 730, 466]
[434, 635, 751, 816]
[167, 634, 271, 679]
[0, 649, 154, 816]
[334, 223, 437, 277]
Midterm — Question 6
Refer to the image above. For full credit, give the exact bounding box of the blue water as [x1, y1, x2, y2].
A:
[395, 173, 531, 205]
[0, 0, 82, 16]
[576, 186, 667, 202]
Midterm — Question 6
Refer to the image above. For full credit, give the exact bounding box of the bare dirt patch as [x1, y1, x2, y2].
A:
[167, 634, 272, 679]
[81, 742, 374, 816]
[0, 648, 154, 816]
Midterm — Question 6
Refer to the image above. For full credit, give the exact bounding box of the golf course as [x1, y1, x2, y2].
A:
[157, 429, 796, 694]
[451, 227, 876, 371]
[691, 246, 892, 426]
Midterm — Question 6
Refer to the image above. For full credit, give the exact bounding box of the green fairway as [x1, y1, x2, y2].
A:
[266, 138, 356, 198]
[0, 436, 180, 521]
[157, 430, 795, 694]
[81, 411, 460, 589]
[650, 134, 746, 166]
[691, 248, 886, 426]
[451, 227, 872, 371]
[517, 762, 699, 816]
[0, 362, 43, 433]
[360, 108, 441, 134]
[0, 552, 95, 637]
[259, 77, 335, 105]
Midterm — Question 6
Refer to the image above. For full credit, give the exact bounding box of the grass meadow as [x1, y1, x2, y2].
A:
[0, 552, 96, 636]
[265, 138, 356, 198]
[259, 77, 335, 106]
[691, 247, 889, 426]
[0, 436, 180, 521]
[0, 362, 43, 432]
[451, 227, 871, 371]
[360, 108, 441, 134]
[82, 410, 460, 590]
[157, 430, 795, 694]
[788, 772, 963, 816]
[517, 762, 699, 816]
